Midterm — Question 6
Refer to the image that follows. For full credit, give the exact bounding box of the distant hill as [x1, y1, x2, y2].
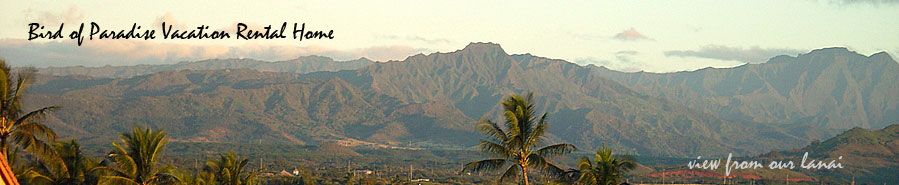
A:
[760, 124, 899, 184]
[35, 55, 374, 78]
[23, 43, 894, 157]
[314, 143, 362, 156]
[593, 48, 899, 139]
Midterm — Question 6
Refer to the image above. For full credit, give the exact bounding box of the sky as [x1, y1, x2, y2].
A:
[0, 0, 897, 72]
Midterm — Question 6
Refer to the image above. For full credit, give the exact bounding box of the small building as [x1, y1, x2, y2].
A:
[354, 169, 374, 175]
[278, 170, 294, 176]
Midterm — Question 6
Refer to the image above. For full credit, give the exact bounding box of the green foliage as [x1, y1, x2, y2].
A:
[463, 93, 576, 185]
[204, 151, 260, 185]
[19, 140, 110, 185]
[574, 144, 635, 185]
[0, 59, 64, 176]
[101, 127, 178, 185]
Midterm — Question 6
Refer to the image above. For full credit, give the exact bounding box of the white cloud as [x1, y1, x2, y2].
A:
[665, 45, 804, 64]
[575, 50, 648, 72]
[376, 34, 452, 44]
[827, 0, 899, 5]
[154, 12, 188, 30]
[612, 28, 652, 41]
[24, 5, 85, 25]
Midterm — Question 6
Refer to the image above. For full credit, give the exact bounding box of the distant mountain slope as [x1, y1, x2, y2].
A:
[593, 48, 899, 138]
[349, 43, 806, 156]
[761, 124, 899, 184]
[26, 43, 869, 157]
[35, 56, 374, 78]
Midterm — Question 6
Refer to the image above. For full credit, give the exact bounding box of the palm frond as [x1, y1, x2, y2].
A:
[577, 157, 594, 171]
[536, 143, 577, 158]
[498, 165, 520, 183]
[462, 159, 506, 173]
[526, 153, 563, 177]
[10, 130, 68, 174]
[578, 170, 597, 185]
[0, 60, 10, 112]
[149, 172, 180, 184]
[526, 114, 548, 146]
[109, 142, 138, 177]
[100, 175, 141, 185]
[13, 122, 57, 142]
[13, 106, 59, 127]
[502, 110, 520, 138]
[11, 67, 36, 103]
[20, 167, 54, 185]
[476, 140, 511, 158]
[477, 120, 507, 142]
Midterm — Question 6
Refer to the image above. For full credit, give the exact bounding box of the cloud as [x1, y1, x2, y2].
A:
[615, 50, 639, 56]
[826, 0, 899, 5]
[575, 50, 648, 72]
[154, 12, 188, 30]
[377, 34, 452, 44]
[24, 5, 85, 25]
[665, 45, 804, 64]
[613, 28, 651, 41]
[0, 39, 430, 67]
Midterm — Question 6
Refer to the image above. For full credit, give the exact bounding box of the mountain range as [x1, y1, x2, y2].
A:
[593, 48, 899, 138]
[23, 43, 899, 157]
[36, 55, 373, 78]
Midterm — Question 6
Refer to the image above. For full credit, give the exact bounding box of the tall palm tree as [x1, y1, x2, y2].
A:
[203, 151, 259, 185]
[0, 59, 61, 169]
[20, 140, 110, 185]
[576, 144, 635, 185]
[463, 92, 577, 185]
[101, 127, 178, 185]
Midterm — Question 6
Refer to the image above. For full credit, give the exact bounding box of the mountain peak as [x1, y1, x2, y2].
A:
[286, 55, 334, 62]
[459, 42, 507, 55]
[804, 47, 859, 57]
[869, 51, 894, 62]
[354, 57, 374, 63]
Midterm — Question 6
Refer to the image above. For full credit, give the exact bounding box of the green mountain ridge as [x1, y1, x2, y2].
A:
[761, 124, 899, 184]
[22, 43, 894, 158]
[592, 47, 899, 140]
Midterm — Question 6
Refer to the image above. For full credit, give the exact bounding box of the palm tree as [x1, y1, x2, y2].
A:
[20, 140, 110, 185]
[101, 127, 178, 185]
[547, 169, 582, 185]
[576, 144, 635, 185]
[203, 151, 259, 185]
[176, 170, 215, 185]
[463, 92, 577, 185]
[0, 59, 61, 169]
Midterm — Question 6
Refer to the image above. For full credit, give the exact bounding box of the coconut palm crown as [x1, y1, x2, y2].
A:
[463, 92, 577, 185]
[101, 127, 177, 185]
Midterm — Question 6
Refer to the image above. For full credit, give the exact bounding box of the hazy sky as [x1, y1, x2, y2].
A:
[1, 0, 897, 72]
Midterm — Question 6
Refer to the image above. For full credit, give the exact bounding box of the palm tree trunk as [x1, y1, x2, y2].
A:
[521, 165, 529, 185]
[0, 137, 7, 157]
